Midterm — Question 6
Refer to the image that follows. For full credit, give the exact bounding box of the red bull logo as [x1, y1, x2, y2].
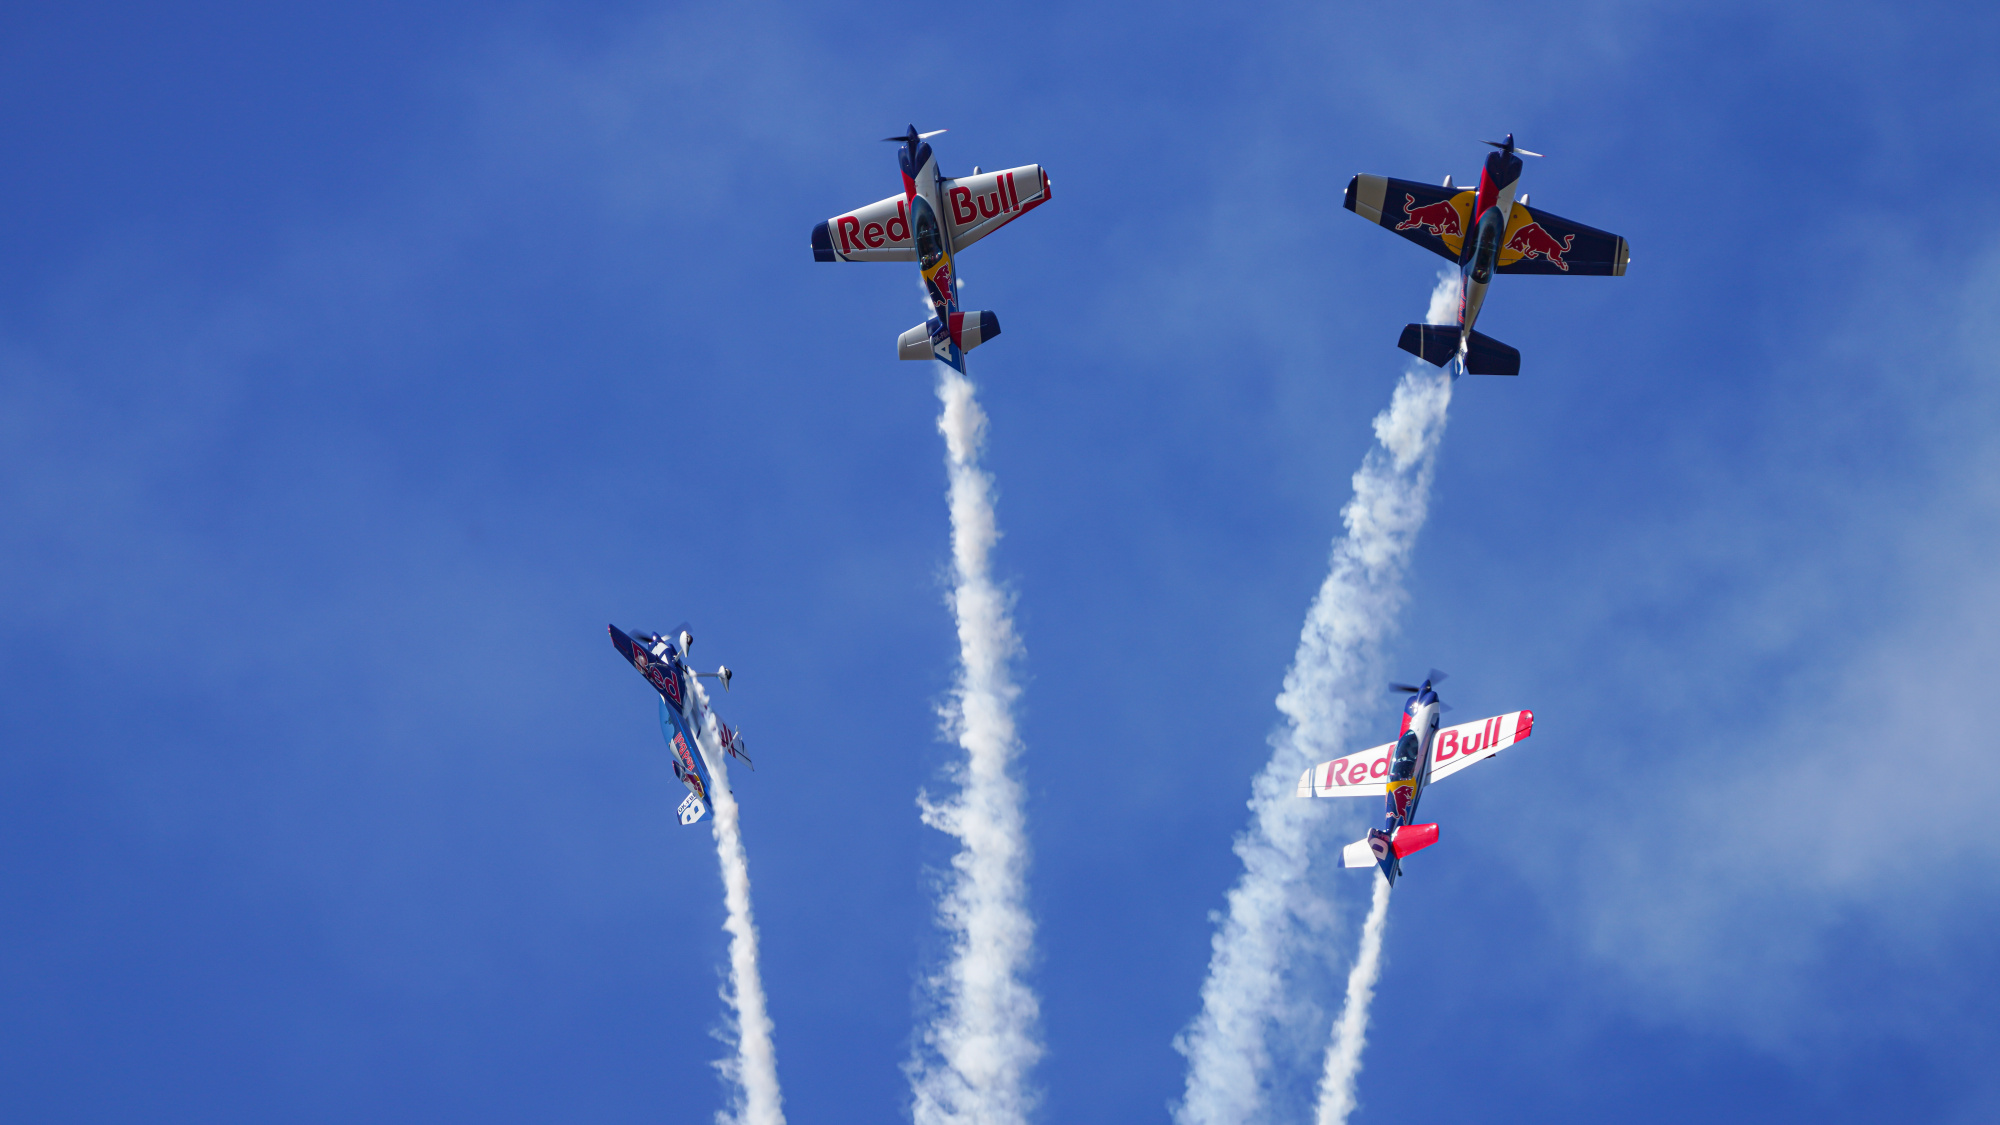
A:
[834, 200, 911, 253]
[948, 172, 1025, 225]
[1322, 750, 1392, 788]
[927, 260, 955, 308]
[1395, 194, 1462, 239]
[1505, 222, 1574, 270]
[650, 664, 682, 706]
[1388, 779, 1416, 818]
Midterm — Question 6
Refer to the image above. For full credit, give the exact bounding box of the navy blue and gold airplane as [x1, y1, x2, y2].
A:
[1345, 135, 1628, 377]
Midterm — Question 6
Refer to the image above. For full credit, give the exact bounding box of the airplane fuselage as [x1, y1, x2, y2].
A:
[1372, 685, 1445, 883]
[608, 624, 712, 823]
[1453, 146, 1524, 356]
[897, 133, 967, 372]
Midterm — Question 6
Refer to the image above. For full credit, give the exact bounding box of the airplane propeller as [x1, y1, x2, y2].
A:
[1388, 668, 1450, 694]
[1482, 134, 1543, 157]
[882, 126, 948, 143]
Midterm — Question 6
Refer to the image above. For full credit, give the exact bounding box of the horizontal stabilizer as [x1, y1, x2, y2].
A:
[1463, 329, 1520, 377]
[1398, 323, 1460, 367]
[897, 323, 934, 360]
[1342, 838, 1378, 868]
[1391, 823, 1439, 857]
[897, 311, 1001, 361]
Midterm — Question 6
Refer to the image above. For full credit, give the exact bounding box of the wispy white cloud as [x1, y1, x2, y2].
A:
[1467, 234, 2000, 1055]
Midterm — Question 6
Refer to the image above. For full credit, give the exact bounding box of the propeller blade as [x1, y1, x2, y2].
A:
[1425, 668, 1449, 686]
[918, 128, 947, 139]
[1439, 702, 1454, 713]
[1515, 148, 1544, 157]
[1389, 683, 1423, 694]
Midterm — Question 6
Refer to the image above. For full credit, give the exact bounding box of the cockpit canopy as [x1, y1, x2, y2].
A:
[1389, 731, 1423, 782]
[912, 195, 945, 269]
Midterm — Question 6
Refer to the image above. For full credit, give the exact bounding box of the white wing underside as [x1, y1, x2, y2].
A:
[1296, 711, 1535, 799]
[818, 164, 1050, 263]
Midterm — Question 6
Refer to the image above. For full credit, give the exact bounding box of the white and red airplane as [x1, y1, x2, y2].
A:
[811, 125, 1051, 372]
[1296, 671, 1535, 884]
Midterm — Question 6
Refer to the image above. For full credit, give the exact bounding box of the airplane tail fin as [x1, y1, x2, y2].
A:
[1398, 323, 1459, 367]
[1462, 329, 1520, 377]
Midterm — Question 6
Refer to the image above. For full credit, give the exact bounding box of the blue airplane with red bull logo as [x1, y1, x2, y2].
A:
[811, 125, 1051, 372]
[608, 624, 752, 826]
[1345, 135, 1628, 377]
[1296, 671, 1536, 883]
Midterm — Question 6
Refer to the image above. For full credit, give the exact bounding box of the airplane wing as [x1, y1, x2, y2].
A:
[1496, 205, 1628, 275]
[1426, 710, 1534, 784]
[940, 165, 1051, 251]
[1344, 175, 1475, 264]
[813, 193, 918, 262]
[812, 165, 1050, 263]
[1296, 739, 1396, 798]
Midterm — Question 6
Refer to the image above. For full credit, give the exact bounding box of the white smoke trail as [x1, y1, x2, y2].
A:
[1174, 275, 1458, 1125]
[689, 677, 785, 1125]
[1314, 875, 1393, 1125]
[906, 363, 1042, 1125]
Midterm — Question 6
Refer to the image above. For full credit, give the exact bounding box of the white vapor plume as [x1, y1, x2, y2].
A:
[1175, 273, 1457, 1125]
[689, 677, 785, 1125]
[1314, 875, 1393, 1125]
[907, 363, 1042, 1125]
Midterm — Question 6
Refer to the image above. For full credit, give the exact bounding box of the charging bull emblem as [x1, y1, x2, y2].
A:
[1395, 194, 1463, 239]
[1341, 136, 1628, 377]
[1505, 222, 1574, 271]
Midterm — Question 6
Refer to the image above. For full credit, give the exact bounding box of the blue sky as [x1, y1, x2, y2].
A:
[4, 1, 2000, 1121]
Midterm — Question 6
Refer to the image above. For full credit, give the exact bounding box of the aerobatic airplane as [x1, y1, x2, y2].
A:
[811, 125, 1051, 371]
[1296, 671, 1534, 884]
[1344, 134, 1628, 377]
[608, 624, 752, 826]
